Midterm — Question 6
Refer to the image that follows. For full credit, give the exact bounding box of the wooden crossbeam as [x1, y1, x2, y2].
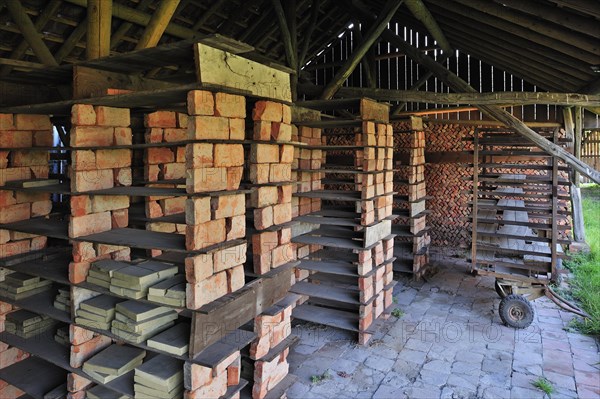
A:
[320, 0, 403, 100]
[271, 0, 297, 70]
[5, 0, 59, 66]
[87, 0, 112, 59]
[111, 0, 154, 49]
[135, 0, 180, 49]
[298, 0, 320, 67]
[404, 0, 452, 53]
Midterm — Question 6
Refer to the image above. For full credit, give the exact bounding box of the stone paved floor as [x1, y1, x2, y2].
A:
[286, 251, 600, 399]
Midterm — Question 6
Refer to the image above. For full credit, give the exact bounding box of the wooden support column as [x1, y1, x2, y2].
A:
[271, 0, 297, 70]
[574, 106, 583, 185]
[111, 0, 155, 49]
[135, 0, 180, 50]
[320, 0, 404, 100]
[347, 0, 600, 184]
[87, 0, 112, 59]
[4, 0, 59, 66]
[284, 0, 298, 101]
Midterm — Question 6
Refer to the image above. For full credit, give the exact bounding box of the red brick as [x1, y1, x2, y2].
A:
[72, 241, 95, 262]
[10, 150, 47, 167]
[280, 145, 294, 163]
[71, 126, 114, 147]
[253, 121, 271, 141]
[213, 243, 247, 273]
[212, 193, 245, 219]
[161, 196, 186, 215]
[72, 169, 114, 192]
[71, 150, 96, 171]
[176, 146, 186, 162]
[272, 243, 295, 268]
[187, 167, 228, 193]
[215, 93, 246, 118]
[114, 168, 132, 186]
[0, 114, 14, 130]
[114, 127, 132, 145]
[0, 203, 30, 223]
[254, 206, 273, 230]
[91, 195, 129, 213]
[111, 209, 128, 228]
[0, 385, 25, 399]
[145, 111, 177, 128]
[278, 228, 291, 245]
[0, 347, 29, 368]
[213, 144, 244, 168]
[32, 130, 54, 146]
[227, 356, 241, 386]
[95, 106, 130, 127]
[250, 186, 278, 208]
[229, 118, 245, 140]
[71, 104, 96, 126]
[67, 372, 93, 392]
[0, 192, 16, 207]
[278, 185, 292, 204]
[272, 203, 291, 225]
[226, 215, 245, 240]
[271, 122, 292, 141]
[0, 230, 9, 244]
[164, 128, 187, 142]
[252, 231, 278, 254]
[251, 144, 279, 163]
[189, 116, 229, 140]
[185, 253, 213, 283]
[282, 105, 291, 124]
[226, 167, 243, 190]
[70, 195, 91, 217]
[0, 151, 7, 168]
[146, 147, 174, 165]
[186, 271, 228, 309]
[269, 164, 291, 183]
[249, 164, 270, 184]
[0, 240, 30, 258]
[15, 190, 48, 203]
[14, 114, 51, 130]
[186, 219, 226, 250]
[177, 113, 189, 128]
[68, 261, 90, 283]
[187, 90, 214, 116]
[226, 264, 244, 293]
[70, 334, 111, 368]
[162, 162, 186, 180]
[185, 197, 211, 225]
[252, 101, 282, 122]
[31, 200, 52, 216]
[95, 149, 131, 169]
[69, 211, 111, 237]
[186, 143, 213, 168]
[0, 131, 32, 148]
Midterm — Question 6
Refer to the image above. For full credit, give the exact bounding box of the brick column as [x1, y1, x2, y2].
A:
[184, 90, 246, 311]
[69, 105, 132, 284]
[0, 113, 52, 258]
[184, 350, 241, 399]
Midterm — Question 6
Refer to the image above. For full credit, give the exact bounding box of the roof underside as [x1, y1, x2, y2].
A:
[0, 0, 598, 93]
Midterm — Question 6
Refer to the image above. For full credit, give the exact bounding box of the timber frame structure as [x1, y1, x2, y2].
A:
[0, 1, 599, 398]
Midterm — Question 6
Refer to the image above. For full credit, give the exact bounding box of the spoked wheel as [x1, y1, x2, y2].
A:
[494, 280, 510, 298]
[499, 294, 534, 329]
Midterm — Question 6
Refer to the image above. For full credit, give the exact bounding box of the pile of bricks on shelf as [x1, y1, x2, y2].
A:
[69, 105, 132, 285]
[245, 300, 293, 399]
[354, 115, 395, 343]
[0, 113, 52, 258]
[144, 110, 188, 242]
[184, 90, 247, 310]
[68, 323, 111, 398]
[183, 349, 241, 399]
[249, 101, 296, 276]
[0, 301, 29, 398]
[290, 108, 322, 283]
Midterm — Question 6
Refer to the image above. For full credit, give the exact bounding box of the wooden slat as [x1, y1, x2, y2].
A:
[293, 304, 359, 332]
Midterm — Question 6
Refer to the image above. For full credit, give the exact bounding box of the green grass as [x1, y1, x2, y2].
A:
[564, 184, 600, 335]
[310, 371, 331, 384]
[532, 377, 554, 397]
[391, 308, 404, 318]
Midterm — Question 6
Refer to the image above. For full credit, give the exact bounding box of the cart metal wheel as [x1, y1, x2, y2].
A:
[495, 280, 510, 298]
[499, 294, 534, 329]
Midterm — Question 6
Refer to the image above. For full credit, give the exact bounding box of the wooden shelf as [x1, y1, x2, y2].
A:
[0, 217, 69, 240]
[293, 119, 362, 129]
[292, 304, 359, 332]
[0, 357, 67, 399]
[290, 282, 361, 305]
[0, 252, 70, 285]
[0, 288, 71, 324]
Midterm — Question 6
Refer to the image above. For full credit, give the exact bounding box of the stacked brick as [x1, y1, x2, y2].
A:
[143, 110, 188, 241]
[0, 301, 29, 398]
[69, 105, 132, 284]
[184, 351, 241, 399]
[249, 101, 296, 276]
[67, 324, 111, 399]
[246, 302, 293, 399]
[0, 113, 52, 258]
[184, 90, 247, 311]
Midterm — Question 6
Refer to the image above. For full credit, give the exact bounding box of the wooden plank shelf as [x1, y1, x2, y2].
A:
[476, 230, 570, 245]
[0, 357, 68, 399]
[289, 282, 361, 305]
[0, 288, 71, 324]
[0, 330, 73, 374]
[292, 304, 359, 332]
[465, 217, 570, 231]
[294, 190, 394, 202]
[296, 259, 358, 277]
[1, 253, 71, 285]
[223, 379, 249, 399]
[293, 168, 389, 175]
[292, 233, 365, 250]
[192, 330, 257, 368]
[294, 119, 362, 129]
[0, 217, 69, 240]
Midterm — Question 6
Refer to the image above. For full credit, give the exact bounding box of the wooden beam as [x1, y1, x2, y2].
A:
[270, 0, 297, 70]
[135, 0, 180, 50]
[4, 0, 58, 66]
[0, 0, 61, 76]
[571, 184, 586, 242]
[110, 0, 154, 49]
[192, 0, 228, 30]
[348, 0, 600, 184]
[298, 0, 320, 67]
[375, 46, 439, 60]
[87, 0, 112, 59]
[0, 57, 46, 69]
[496, 0, 600, 38]
[548, 0, 600, 20]
[353, 23, 376, 88]
[320, 0, 403, 100]
[55, 18, 88, 63]
[284, 0, 298, 100]
[404, 0, 452, 53]
[574, 106, 583, 184]
[427, 0, 600, 65]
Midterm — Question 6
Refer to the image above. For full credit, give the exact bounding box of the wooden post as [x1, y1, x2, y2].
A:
[571, 184, 587, 242]
[320, 0, 404, 100]
[574, 106, 583, 185]
[4, 0, 59, 66]
[271, 0, 297, 70]
[87, 0, 112, 59]
[135, 0, 180, 50]
[471, 129, 479, 273]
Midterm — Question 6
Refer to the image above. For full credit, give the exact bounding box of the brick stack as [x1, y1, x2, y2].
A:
[0, 113, 52, 258]
[143, 110, 188, 243]
[0, 301, 29, 398]
[184, 90, 247, 312]
[246, 301, 293, 399]
[249, 101, 296, 276]
[183, 351, 241, 399]
[69, 105, 132, 284]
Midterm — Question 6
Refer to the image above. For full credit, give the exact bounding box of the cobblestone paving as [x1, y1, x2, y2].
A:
[286, 252, 600, 398]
